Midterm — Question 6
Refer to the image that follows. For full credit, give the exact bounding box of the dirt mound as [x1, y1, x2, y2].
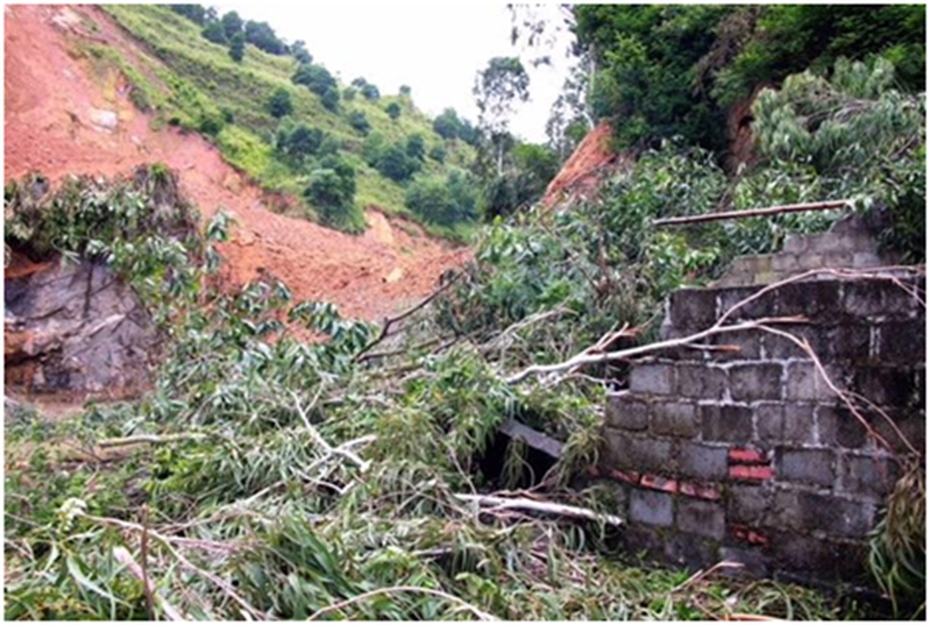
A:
[4, 4, 471, 323]
[541, 121, 629, 208]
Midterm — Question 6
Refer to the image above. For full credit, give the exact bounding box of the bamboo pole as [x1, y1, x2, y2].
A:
[652, 199, 851, 227]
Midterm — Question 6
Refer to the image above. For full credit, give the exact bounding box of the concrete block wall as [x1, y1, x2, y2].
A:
[596, 217, 925, 589]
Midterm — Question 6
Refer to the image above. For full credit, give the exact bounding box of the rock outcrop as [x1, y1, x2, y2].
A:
[5, 254, 158, 399]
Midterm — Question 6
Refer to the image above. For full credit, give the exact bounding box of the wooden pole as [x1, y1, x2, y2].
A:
[652, 199, 851, 227]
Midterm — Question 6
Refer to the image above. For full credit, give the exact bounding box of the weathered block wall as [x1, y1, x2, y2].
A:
[596, 220, 924, 589]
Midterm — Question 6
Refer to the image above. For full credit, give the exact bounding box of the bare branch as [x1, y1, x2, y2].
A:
[454, 493, 624, 526]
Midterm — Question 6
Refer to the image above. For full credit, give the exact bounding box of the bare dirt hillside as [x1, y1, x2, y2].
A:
[4, 4, 471, 322]
[541, 121, 629, 208]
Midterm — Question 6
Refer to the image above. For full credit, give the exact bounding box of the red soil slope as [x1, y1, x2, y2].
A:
[4, 5, 470, 321]
[541, 121, 628, 208]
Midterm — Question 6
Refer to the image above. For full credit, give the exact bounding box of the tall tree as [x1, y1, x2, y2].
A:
[474, 57, 529, 175]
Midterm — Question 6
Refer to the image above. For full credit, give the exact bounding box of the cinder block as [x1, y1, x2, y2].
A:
[679, 442, 728, 480]
[668, 289, 719, 334]
[842, 281, 886, 317]
[772, 253, 800, 274]
[852, 252, 883, 269]
[629, 362, 675, 395]
[878, 320, 926, 365]
[782, 234, 809, 254]
[709, 331, 762, 362]
[601, 429, 673, 474]
[629, 489, 673, 527]
[677, 364, 727, 399]
[677, 499, 726, 540]
[776, 448, 835, 487]
[796, 491, 877, 538]
[727, 484, 770, 525]
[837, 453, 900, 500]
[852, 365, 918, 407]
[701, 405, 753, 442]
[758, 403, 815, 445]
[730, 363, 784, 401]
[770, 532, 869, 582]
[650, 401, 698, 438]
[785, 362, 835, 402]
[833, 323, 872, 363]
[775, 281, 841, 318]
[606, 392, 650, 431]
[815, 405, 867, 449]
[719, 546, 769, 578]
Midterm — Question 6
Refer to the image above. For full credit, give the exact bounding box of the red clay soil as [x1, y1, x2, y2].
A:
[4, 5, 471, 322]
[540, 120, 628, 208]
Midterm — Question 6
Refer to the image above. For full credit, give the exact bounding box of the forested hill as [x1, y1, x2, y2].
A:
[100, 4, 481, 234]
[570, 4, 926, 155]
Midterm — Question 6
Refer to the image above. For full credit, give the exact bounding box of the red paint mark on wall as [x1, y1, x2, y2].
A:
[729, 465, 775, 481]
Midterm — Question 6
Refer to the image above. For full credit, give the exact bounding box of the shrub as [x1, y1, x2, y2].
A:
[405, 170, 478, 225]
[428, 144, 446, 163]
[267, 87, 293, 118]
[292, 63, 337, 97]
[244, 20, 286, 55]
[405, 134, 426, 161]
[305, 155, 364, 232]
[276, 122, 325, 165]
[228, 32, 245, 63]
[385, 101, 401, 120]
[202, 21, 227, 45]
[320, 86, 340, 112]
[349, 110, 371, 135]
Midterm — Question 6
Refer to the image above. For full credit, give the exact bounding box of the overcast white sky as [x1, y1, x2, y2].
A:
[215, 2, 576, 143]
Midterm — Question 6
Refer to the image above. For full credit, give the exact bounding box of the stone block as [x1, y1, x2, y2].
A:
[820, 251, 854, 269]
[629, 362, 675, 396]
[701, 405, 753, 443]
[757, 403, 815, 445]
[775, 448, 835, 487]
[837, 453, 900, 500]
[769, 489, 802, 531]
[679, 442, 728, 480]
[668, 289, 718, 334]
[629, 489, 674, 527]
[601, 429, 673, 474]
[785, 363, 835, 402]
[730, 363, 783, 401]
[677, 499, 726, 540]
[606, 392, 649, 431]
[815, 405, 867, 449]
[650, 401, 698, 438]
[882, 279, 925, 317]
[676, 364, 727, 399]
[878, 320, 925, 365]
[727, 484, 770, 525]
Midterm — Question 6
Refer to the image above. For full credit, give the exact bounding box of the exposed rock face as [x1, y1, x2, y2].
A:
[5, 256, 158, 399]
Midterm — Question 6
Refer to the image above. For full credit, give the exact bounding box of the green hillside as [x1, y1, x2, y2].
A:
[98, 4, 477, 233]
